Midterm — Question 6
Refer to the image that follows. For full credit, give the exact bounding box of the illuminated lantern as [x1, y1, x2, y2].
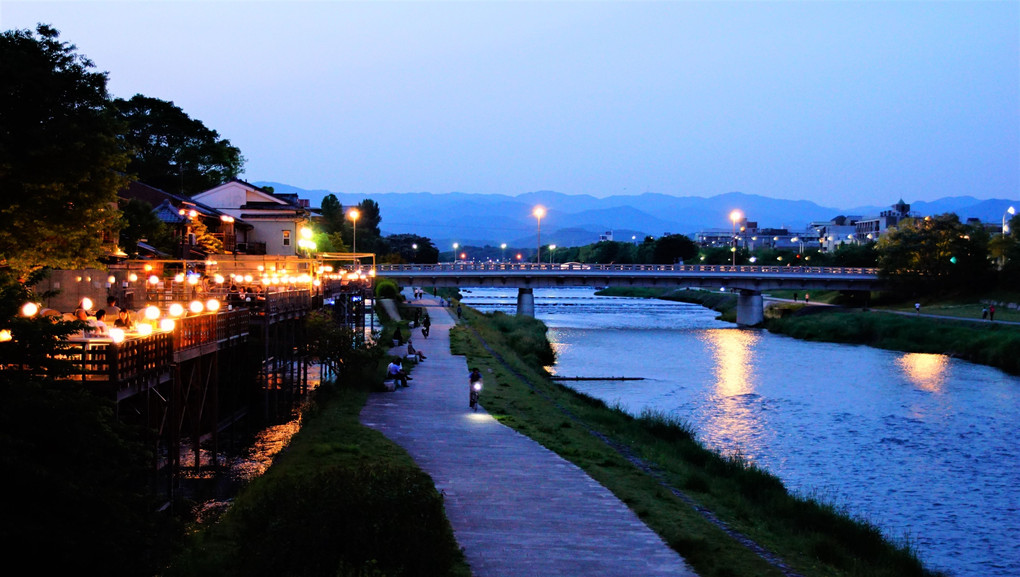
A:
[109, 328, 125, 343]
[136, 323, 153, 336]
[160, 319, 175, 332]
[205, 299, 221, 312]
[144, 306, 160, 321]
[189, 300, 204, 314]
[168, 303, 185, 317]
[21, 302, 39, 317]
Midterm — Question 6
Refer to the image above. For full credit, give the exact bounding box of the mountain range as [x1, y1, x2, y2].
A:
[256, 182, 1018, 250]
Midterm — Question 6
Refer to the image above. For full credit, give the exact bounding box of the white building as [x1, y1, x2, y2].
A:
[192, 181, 312, 256]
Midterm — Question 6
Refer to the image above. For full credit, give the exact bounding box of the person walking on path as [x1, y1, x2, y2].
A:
[989, 304, 996, 321]
[915, 302, 921, 314]
[456, 303, 462, 319]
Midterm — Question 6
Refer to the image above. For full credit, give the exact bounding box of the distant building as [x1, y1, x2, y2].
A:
[853, 199, 914, 242]
[599, 230, 613, 242]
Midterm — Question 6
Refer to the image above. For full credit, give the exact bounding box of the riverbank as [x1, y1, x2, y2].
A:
[164, 381, 470, 577]
[598, 286, 1020, 375]
[452, 306, 941, 577]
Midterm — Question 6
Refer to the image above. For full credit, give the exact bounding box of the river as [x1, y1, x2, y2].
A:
[458, 287, 1020, 577]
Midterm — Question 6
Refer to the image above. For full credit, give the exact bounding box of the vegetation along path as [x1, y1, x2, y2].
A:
[360, 295, 697, 577]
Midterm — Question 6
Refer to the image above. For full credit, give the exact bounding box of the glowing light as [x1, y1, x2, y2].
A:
[107, 275, 116, 284]
[168, 303, 185, 317]
[160, 318, 175, 332]
[136, 323, 153, 336]
[897, 353, 948, 393]
[189, 300, 204, 314]
[128, 273, 138, 282]
[0, 329, 12, 342]
[174, 273, 185, 283]
[300, 227, 313, 239]
[187, 274, 199, 285]
[244, 275, 253, 283]
[214, 274, 225, 284]
[205, 299, 221, 312]
[144, 306, 161, 321]
[81, 297, 93, 311]
[21, 302, 39, 317]
[148, 275, 159, 285]
[144, 264, 153, 272]
[109, 328, 125, 343]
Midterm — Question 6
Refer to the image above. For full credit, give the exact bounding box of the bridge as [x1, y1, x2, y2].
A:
[376, 263, 884, 326]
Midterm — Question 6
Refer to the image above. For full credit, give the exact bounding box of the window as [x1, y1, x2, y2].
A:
[282, 230, 291, 246]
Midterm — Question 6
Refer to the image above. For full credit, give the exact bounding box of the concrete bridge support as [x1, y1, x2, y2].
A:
[736, 290, 764, 327]
[517, 288, 535, 317]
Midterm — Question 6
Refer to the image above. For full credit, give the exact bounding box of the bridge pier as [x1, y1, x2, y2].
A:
[517, 288, 535, 317]
[735, 289, 764, 327]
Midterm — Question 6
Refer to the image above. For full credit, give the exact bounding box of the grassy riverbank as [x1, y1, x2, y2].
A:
[452, 307, 941, 577]
[164, 381, 469, 577]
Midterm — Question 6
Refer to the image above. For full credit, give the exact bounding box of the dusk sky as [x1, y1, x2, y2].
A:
[3, 1, 1018, 207]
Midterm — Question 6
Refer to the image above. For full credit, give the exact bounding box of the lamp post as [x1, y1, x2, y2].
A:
[348, 208, 360, 255]
[453, 243, 459, 263]
[549, 244, 556, 265]
[501, 243, 507, 263]
[533, 205, 546, 264]
[729, 210, 742, 265]
[1003, 206, 1016, 235]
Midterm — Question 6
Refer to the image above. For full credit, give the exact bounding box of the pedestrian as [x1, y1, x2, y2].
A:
[915, 302, 921, 314]
[793, 292, 798, 302]
[422, 314, 431, 338]
[982, 307, 988, 320]
[457, 304, 463, 319]
[804, 293, 810, 304]
[989, 305, 996, 321]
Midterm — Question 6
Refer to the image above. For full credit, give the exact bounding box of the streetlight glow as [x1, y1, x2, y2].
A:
[533, 205, 546, 263]
[729, 210, 742, 265]
[1004, 206, 1016, 235]
[348, 208, 360, 254]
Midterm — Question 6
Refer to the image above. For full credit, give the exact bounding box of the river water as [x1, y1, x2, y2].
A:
[458, 287, 1020, 577]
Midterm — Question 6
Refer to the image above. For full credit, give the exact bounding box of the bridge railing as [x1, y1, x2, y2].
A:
[376, 263, 878, 275]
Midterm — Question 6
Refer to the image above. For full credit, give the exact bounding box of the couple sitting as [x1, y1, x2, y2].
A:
[387, 358, 412, 388]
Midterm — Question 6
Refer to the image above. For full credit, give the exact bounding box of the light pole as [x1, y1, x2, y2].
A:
[729, 210, 742, 265]
[549, 244, 556, 265]
[348, 208, 360, 255]
[1003, 206, 1016, 235]
[500, 243, 507, 263]
[533, 205, 546, 264]
[453, 243, 459, 263]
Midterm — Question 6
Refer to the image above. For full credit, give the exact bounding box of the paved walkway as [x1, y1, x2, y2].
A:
[361, 293, 697, 577]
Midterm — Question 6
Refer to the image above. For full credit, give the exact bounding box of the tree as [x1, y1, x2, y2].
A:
[113, 94, 244, 195]
[119, 198, 173, 257]
[653, 234, 700, 264]
[320, 194, 346, 234]
[383, 234, 439, 264]
[0, 25, 130, 277]
[877, 214, 991, 294]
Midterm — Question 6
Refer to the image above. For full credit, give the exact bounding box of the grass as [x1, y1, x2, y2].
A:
[451, 306, 942, 577]
[164, 381, 469, 577]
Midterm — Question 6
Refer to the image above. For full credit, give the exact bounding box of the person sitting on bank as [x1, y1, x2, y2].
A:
[392, 326, 404, 346]
[92, 309, 110, 336]
[407, 339, 426, 362]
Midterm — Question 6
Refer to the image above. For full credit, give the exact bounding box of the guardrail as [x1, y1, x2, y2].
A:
[376, 263, 879, 275]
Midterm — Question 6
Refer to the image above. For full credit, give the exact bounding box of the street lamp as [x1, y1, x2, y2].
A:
[347, 208, 360, 254]
[1003, 206, 1015, 235]
[533, 205, 546, 263]
[453, 243, 459, 262]
[500, 243, 507, 263]
[729, 210, 742, 265]
[549, 244, 556, 265]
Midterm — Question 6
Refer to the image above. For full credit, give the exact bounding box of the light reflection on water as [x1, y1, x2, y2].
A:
[459, 287, 1020, 577]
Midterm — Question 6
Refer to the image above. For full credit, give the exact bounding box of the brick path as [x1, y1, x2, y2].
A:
[361, 294, 697, 577]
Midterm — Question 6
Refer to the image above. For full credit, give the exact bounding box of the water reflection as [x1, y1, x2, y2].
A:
[699, 329, 768, 463]
[897, 353, 949, 393]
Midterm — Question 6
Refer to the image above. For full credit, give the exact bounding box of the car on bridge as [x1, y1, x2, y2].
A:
[559, 262, 591, 270]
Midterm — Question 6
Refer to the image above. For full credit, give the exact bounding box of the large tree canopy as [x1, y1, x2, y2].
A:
[877, 214, 992, 294]
[0, 25, 129, 277]
[113, 94, 244, 195]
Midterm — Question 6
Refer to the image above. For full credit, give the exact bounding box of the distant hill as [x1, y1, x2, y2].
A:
[256, 182, 1017, 249]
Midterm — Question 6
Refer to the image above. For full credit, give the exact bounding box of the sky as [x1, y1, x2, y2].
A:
[3, 0, 1018, 207]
